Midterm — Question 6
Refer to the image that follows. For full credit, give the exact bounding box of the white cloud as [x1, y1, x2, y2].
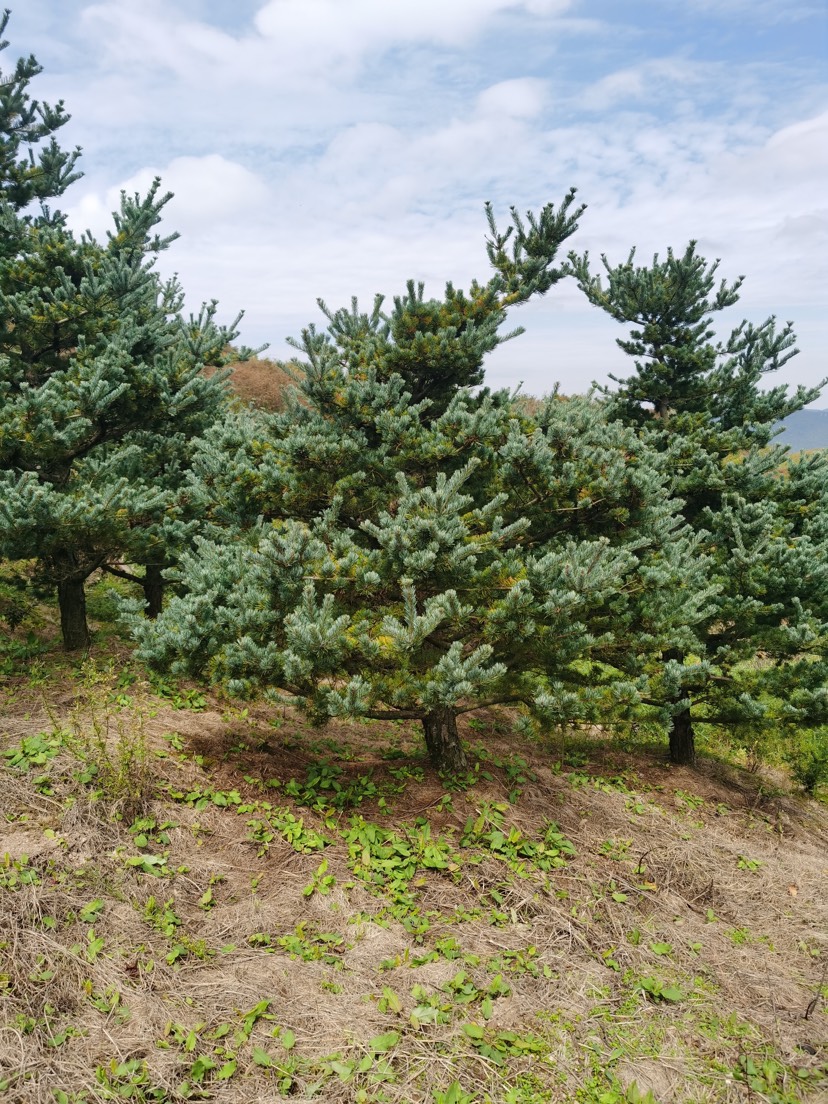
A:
[79, 0, 575, 90]
[80, 2, 234, 77]
[253, 0, 574, 57]
[580, 57, 765, 117]
[64, 93, 827, 395]
[739, 111, 828, 188]
[477, 78, 548, 118]
[67, 154, 270, 240]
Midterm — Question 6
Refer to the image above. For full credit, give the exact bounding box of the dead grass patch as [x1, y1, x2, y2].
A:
[215, 357, 304, 413]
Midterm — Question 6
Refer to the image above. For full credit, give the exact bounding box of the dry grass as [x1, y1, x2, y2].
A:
[220, 357, 304, 412]
[1, 660, 827, 1104]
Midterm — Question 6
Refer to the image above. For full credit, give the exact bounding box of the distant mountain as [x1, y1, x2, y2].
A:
[775, 408, 828, 452]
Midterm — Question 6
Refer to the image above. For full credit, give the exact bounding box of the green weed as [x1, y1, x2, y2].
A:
[61, 686, 154, 815]
[283, 762, 380, 810]
[432, 1082, 476, 1104]
[631, 974, 685, 1003]
[460, 1022, 547, 1066]
[461, 803, 576, 874]
[0, 853, 42, 890]
[147, 673, 207, 711]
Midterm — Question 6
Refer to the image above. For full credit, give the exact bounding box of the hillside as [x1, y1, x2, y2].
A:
[1, 629, 826, 1104]
[221, 357, 303, 412]
[776, 409, 828, 453]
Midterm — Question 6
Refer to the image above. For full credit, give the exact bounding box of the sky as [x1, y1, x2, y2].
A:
[10, 0, 828, 399]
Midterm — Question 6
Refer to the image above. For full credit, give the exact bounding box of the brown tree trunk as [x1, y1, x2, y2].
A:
[142, 563, 165, 620]
[669, 706, 696, 766]
[422, 707, 467, 773]
[57, 575, 91, 651]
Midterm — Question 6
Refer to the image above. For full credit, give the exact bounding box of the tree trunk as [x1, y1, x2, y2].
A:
[142, 563, 165, 620]
[57, 575, 91, 651]
[669, 706, 696, 766]
[422, 707, 467, 773]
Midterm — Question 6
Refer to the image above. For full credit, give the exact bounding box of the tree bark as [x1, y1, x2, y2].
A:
[669, 706, 696, 766]
[422, 706, 467, 773]
[57, 575, 91, 651]
[142, 563, 165, 620]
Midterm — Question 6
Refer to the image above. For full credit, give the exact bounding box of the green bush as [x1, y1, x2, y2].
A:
[784, 728, 828, 795]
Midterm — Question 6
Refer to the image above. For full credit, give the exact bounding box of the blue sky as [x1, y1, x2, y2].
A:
[11, 0, 828, 398]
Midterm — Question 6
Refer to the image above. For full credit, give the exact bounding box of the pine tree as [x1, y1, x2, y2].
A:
[0, 16, 242, 647]
[569, 242, 828, 764]
[0, 186, 240, 648]
[137, 387, 709, 772]
[134, 202, 711, 772]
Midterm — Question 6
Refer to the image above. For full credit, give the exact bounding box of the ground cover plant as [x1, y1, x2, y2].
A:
[1, 651, 827, 1103]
